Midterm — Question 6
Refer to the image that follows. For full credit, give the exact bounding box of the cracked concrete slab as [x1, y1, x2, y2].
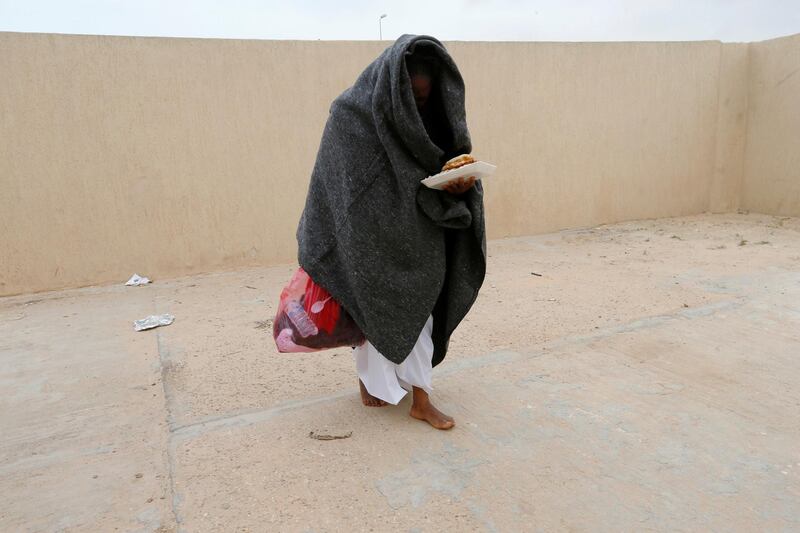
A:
[2, 213, 800, 531]
[0, 288, 176, 532]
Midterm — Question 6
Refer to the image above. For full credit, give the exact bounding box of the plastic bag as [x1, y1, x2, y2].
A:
[273, 268, 365, 352]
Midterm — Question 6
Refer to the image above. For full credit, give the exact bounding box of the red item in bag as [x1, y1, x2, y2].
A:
[273, 268, 365, 352]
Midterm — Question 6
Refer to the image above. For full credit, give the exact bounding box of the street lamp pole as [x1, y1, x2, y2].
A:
[379, 14, 387, 40]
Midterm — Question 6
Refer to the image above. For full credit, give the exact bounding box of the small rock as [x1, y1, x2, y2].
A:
[135, 473, 143, 479]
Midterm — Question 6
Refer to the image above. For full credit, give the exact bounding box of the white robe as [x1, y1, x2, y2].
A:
[353, 315, 433, 405]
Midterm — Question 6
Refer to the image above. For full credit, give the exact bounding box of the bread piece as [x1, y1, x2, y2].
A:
[441, 154, 476, 172]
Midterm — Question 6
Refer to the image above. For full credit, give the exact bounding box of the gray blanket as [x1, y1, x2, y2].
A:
[297, 34, 486, 365]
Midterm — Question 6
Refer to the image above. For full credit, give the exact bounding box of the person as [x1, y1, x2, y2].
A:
[296, 35, 486, 430]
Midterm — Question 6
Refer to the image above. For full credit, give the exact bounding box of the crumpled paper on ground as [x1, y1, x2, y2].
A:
[134, 314, 174, 331]
[126, 274, 151, 286]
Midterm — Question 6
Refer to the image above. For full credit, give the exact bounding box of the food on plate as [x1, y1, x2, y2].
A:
[441, 154, 476, 172]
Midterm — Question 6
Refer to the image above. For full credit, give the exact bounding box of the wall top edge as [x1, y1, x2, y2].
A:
[3, 29, 786, 46]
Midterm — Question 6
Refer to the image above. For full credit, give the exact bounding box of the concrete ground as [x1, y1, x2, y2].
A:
[2, 213, 799, 532]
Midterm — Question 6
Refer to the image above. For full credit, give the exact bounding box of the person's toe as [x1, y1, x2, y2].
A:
[437, 418, 455, 430]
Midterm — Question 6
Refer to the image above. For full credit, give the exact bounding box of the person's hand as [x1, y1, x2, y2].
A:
[443, 176, 476, 195]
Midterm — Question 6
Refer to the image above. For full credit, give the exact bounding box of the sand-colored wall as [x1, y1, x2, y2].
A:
[460, 40, 745, 235]
[709, 43, 749, 213]
[1, 34, 386, 295]
[0, 32, 779, 296]
[742, 33, 800, 216]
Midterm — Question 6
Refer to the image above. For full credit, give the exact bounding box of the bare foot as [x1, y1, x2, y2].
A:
[410, 387, 455, 430]
[359, 379, 387, 407]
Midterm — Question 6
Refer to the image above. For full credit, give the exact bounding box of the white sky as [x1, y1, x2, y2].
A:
[1, 0, 799, 43]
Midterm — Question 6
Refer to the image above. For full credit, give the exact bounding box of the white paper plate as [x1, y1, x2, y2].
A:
[422, 161, 497, 190]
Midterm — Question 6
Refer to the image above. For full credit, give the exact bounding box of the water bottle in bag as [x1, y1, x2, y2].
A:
[285, 300, 319, 338]
[273, 267, 365, 352]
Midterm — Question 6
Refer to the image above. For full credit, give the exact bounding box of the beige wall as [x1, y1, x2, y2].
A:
[709, 43, 749, 213]
[456, 40, 737, 236]
[0, 32, 795, 296]
[742, 33, 800, 216]
[1, 34, 385, 295]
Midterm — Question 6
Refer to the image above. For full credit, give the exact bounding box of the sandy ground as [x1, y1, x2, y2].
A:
[1, 213, 799, 532]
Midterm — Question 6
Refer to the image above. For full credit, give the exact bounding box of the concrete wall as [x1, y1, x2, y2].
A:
[742, 33, 800, 216]
[0, 32, 791, 296]
[1, 34, 385, 296]
[709, 43, 749, 213]
[461, 40, 745, 235]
